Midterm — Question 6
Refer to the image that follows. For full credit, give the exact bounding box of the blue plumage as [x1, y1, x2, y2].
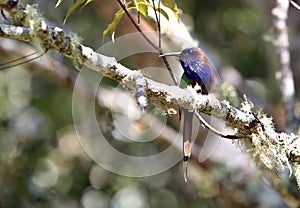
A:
[178, 47, 213, 94]
[160, 47, 214, 181]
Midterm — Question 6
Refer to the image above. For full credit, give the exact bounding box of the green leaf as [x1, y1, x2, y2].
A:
[136, 2, 170, 21]
[161, 0, 178, 19]
[80, 0, 93, 12]
[157, 7, 170, 21]
[62, 0, 92, 24]
[102, 8, 126, 43]
[134, 0, 148, 17]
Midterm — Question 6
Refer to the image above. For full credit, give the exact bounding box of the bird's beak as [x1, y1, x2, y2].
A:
[159, 51, 181, 57]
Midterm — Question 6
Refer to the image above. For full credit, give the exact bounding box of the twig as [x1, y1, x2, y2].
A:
[290, 0, 300, 10]
[194, 112, 240, 139]
[115, 0, 159, 51]
[0, 51, 37, 66]
[151, 0, 161, 48]
[0, 51, 45, 70]
[115, 0, 178, 85]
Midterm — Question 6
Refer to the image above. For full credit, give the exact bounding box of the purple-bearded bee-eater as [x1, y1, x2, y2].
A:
[160, 47, 214, 182]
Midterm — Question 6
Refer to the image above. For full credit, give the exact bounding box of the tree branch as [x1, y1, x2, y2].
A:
[115, 0, 179, 85]
[272, 0, 298, 132]
[0, 1, 299, 205]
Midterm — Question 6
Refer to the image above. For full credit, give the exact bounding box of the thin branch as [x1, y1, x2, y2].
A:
[115, 0, 159, 51]
[0, 51, 37, 66]
[194, 112, 240, 139]
[158, 0, 161, 48]
[151, 0, 161, 48]
[115, 0, 178, 85]
[151, 0, 178, 85]
[0, 51, 45, 70]
[290, 0, 300, 10]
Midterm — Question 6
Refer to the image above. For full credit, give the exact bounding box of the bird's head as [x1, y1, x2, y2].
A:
[160, 47, 208, 64]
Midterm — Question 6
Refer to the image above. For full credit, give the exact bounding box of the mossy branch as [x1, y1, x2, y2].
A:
[0, 1, 299, 205]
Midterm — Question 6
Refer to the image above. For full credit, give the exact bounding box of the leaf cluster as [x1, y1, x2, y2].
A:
[56, 0, 178, 42]
[102, 0, 178, 42]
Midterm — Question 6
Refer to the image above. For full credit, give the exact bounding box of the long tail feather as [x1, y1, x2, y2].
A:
[182, 109, 193, 182]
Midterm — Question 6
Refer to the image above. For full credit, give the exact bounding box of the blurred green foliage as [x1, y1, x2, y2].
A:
[178, 1, 270, 79]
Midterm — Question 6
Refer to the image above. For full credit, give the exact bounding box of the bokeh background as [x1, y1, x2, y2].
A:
[0, 0, 299, 207]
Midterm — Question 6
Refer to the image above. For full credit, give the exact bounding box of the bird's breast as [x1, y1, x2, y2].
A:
[180, 58, 213, 92]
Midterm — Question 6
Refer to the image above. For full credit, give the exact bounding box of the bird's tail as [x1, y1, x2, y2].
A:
[182, 109, 193, 182]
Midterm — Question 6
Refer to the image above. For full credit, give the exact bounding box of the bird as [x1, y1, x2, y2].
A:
[160, 47, 214, 182]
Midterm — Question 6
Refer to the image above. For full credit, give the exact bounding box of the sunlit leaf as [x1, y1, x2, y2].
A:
[102, 8, 126, 43]
[80, 0, 93, 12]
[157, 7, 169, 20]
[161, 0, 178, 19]
[62, 0, 92, 24]
[137, 2, 170, 21]
[55, 0, 64, 8]
[134, 0, 148, 17]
